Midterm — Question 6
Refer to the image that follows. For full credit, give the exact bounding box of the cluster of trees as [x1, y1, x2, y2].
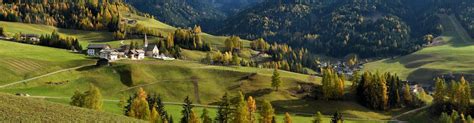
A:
[354, 72, 422, 110]
[203, 51, 242, 66]
[251, 38, 318, 74]
[172, 28, 211, 51]
[224, 36, 243, 52]
[122, 88, 172, 122]
[320, 68, 345, 100]
[38, 31, 82, 51]
[0, 1, 125, 31]
[70, 84, 103, 111]
[439, 110, 473, 123]
[432, 77, 472, 115]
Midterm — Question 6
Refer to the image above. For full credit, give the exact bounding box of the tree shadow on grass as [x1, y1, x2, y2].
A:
[270, 98, 392, 119]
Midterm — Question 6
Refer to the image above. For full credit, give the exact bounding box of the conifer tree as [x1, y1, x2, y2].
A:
[403, 83, 412, 106]
[433, 78, 447, 104]
[331, 112, 343, 123]
[201, 108, 212, 123]
[128, 88, 151, 120]
[259, 100, 274, 123]
[181, 96, 194, 123]
[284, 112, 292, 123]
[271, 68, 282, 91]
[232, 92, 249, 123]
[439, 112, 451, 123]
[313, 112, 323, 123]
[216, 93, 231, 123]
[150, 103, 162, 123]
[190, 110, 200, 123]
[247, 96, 257, 123]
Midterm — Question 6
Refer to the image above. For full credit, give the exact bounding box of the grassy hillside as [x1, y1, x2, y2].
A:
[0, 93, 144, 122]
[364, 15, 474, 84]
[0, 40, 94, 84]
[0, 59, 406, 120]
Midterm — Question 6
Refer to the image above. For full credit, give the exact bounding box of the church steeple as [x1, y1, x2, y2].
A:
[143, 34, 148, 48]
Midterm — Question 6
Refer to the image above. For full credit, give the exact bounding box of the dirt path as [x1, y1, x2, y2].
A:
[26, 95, 218, 108]
[0, 64, 94, 88]
[391, 105, 430, 120]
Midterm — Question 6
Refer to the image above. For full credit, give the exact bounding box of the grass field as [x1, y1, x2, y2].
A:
[0, 93, 144, 122]
[364, 15, 474, 84]
[43, 97, 388, 123]
[0, 40, 94, 84]
[0, 59, 408, 121]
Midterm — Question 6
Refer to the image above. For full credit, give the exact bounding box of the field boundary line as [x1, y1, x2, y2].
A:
[0, 64, 94, 88]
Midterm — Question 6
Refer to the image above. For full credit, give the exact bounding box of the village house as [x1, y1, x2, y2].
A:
[99, 49, 124, 61]
[146, 45, 160, 58]
[128, 49, 145, 60]
[87, 44, 111, 56]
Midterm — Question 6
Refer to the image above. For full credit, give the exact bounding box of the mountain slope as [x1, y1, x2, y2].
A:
[127, 0, 262, 28]
[212, 0, 443, 58]
[364, 14, 474, 83]
[0, 93, 144, 122]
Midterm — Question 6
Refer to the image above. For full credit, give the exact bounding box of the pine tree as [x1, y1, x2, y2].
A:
[459, 76, 471, 113]
[232, 92, 249, 123]
[271, 68, 282, 91]
[313, 112, 323, 123]
[439, 112, 452, 123]
[216, 93, 231, 123]
[128, 88, 151, 120]
[284, 112, 292, 123]
[331, 112, 343, 123]
[403, 83, 412, 106]
[150, 103, 162, 123]
[259, 100, 274, 123]
[433, 78, 447, 104]
[247, 96, 257, 123]
[190, 110, 200, 123]
[201, 108, 212, 123]
[181, 96, 194, 123]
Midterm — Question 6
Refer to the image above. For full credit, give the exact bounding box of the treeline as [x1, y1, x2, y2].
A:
[251, 38, 318, 74]
[439, 110, 473, 123]
[13, 31, 82, 51]
[38, 31, 82, 51]
[0, 0, 125, 31]
[354, 72, 425, 110]
[121, 88, 327, 123]
[432, 77, 472, 115]
[172, 28, 211, 51]
[320, 68, 345, 100]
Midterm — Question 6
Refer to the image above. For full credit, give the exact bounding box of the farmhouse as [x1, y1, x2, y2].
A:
[99, 49, 123, 61]
[87, 44, 111, 56]
[128, 49, 145, 60]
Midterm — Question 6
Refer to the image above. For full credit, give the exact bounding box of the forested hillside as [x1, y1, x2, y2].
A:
[126, 0, 262, 28]
[213, 0, 445, 58]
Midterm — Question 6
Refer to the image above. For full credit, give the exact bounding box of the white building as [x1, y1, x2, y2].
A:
[87, 44, 111, 56]
[129, 49, 145, 60]
[100, 49, 119, 61]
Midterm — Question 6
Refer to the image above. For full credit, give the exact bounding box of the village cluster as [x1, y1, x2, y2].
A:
[86, 35, 175, 61]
